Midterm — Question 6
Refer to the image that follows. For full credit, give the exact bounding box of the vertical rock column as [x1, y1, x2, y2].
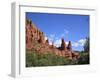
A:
[67, 41, 72, 51]
[61, 38, 66, 50]
[38, 32, 45, 44]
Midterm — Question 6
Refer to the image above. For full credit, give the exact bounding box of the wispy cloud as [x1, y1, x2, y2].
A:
[47, 34, 61, 47]
[64, 29, 69, 34]
[52, 39, 68, 47]
[72, 42, 79, 47]
[49, 34, 55, 41]
[61, 34, 65, 37]
[78, 39, 86, 46]
[72, 39, 86, 47]
[46, 34, 55, 45]
[45, 31, 86, 50]
[45, 29, 69, 47]
[54, 39, 61, 47]
[60, 29, 69, 38]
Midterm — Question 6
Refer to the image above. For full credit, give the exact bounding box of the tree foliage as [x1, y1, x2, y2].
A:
[84, 37, 89, 52]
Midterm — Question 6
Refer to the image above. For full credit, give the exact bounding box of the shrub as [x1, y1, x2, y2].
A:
[26, 51, 82, 67]
[77, 53, 89, 64]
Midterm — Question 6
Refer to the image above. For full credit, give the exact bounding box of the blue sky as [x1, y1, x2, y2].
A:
[26, 12, 89, 51]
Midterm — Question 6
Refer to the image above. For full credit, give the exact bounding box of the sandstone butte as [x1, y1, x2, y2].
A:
[26, 19, 79, 60]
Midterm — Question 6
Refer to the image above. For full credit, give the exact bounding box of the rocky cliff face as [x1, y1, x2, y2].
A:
[26, 19, 79, 59]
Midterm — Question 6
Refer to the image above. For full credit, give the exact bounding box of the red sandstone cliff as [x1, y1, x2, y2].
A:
[26, 19, 79, 59]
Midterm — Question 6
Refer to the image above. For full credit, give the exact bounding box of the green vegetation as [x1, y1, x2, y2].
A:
[84, 37, 89, 52]
[26, 37, 90, 67]
[77, 37, 90, 64]
[26, 51, 89, 67]
[26, 51, 78, 67]
[78, 52, 89, 64]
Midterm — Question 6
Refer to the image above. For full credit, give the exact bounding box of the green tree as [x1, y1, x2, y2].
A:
[84, 37, 89, 52]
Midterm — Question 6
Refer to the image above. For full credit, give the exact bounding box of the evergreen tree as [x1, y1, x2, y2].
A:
[84, 37, 89, 52]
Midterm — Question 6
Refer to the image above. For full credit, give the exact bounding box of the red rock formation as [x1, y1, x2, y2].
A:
[67, 41, 72, 51]
[61, 38, 66, 50]
[26, 19, 45, 49]
[45, 39, 49, 45]
[26, 19, 79, 59]
[38, 33, 45, 44]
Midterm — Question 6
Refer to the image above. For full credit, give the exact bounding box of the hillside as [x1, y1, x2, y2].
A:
[26, 19, 79, 60]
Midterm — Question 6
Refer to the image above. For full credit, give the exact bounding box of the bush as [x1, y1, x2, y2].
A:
[77, 53, 89, 64]
[26, 51, 88, 67]
[84, 37, 89, 52]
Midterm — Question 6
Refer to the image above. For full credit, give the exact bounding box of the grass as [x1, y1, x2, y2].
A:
[26, 51, 90, 67]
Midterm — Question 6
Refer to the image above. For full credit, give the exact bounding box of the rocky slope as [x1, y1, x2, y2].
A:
[26, 19, 79, 59]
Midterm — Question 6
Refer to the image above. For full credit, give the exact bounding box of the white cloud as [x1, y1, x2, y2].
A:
[46, 34, 55, 46]
[61, 33, 65, 37]
[49, 41, 52, 45]
[72, 42, 79, 47]
[48, 38, 61, 47]
[54, 39, 61, 47]
[49, 34, 55, 41]
[60, 29, 69, 38]
[45, 36, 48, 40]
[72, 39, 86, 47]
[46, 32, 86, 49]
[45, 29, 69, 47]
[53, 39, 68, 47]
[78, 39, 86, 46]
[65, 41, 68, 45]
